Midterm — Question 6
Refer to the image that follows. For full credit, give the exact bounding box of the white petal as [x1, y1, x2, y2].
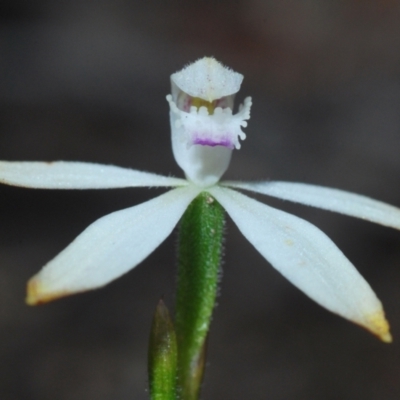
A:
[27, 185, 201, 304]
[209, 186, 391, 341]
[0, 161, 187, 189]
[225, 181, 400, 230]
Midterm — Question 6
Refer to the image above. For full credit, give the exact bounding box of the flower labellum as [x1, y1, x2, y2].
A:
[167, 57, 252, 187]
[0, 57, 398, 343]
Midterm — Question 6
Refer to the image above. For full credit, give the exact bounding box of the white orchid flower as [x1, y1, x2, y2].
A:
[1, 57, 398, 343]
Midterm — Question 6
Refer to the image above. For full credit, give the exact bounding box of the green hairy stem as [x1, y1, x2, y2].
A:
[175, 192, 225, 399]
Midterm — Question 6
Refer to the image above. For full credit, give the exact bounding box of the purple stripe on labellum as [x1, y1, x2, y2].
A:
[192, 135, 234, 149]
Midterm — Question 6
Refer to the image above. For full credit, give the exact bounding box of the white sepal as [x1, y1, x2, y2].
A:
[209, 186, 391, 342]
[225, 181, 400, 230]
[26, 185, 200, 304]
[0, 161, 187, 189]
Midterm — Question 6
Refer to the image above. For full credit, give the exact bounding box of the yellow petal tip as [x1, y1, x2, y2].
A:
[26, 278, 68, 306]
[379, 331, 393, 344]
[365, 310, 392, 343]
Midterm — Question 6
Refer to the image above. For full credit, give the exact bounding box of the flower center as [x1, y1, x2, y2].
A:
[168, 57, 251, 187]
[167, 94, 251, 150]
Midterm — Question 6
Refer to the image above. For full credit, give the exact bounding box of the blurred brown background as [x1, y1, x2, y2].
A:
[1, 1, 400, 399]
